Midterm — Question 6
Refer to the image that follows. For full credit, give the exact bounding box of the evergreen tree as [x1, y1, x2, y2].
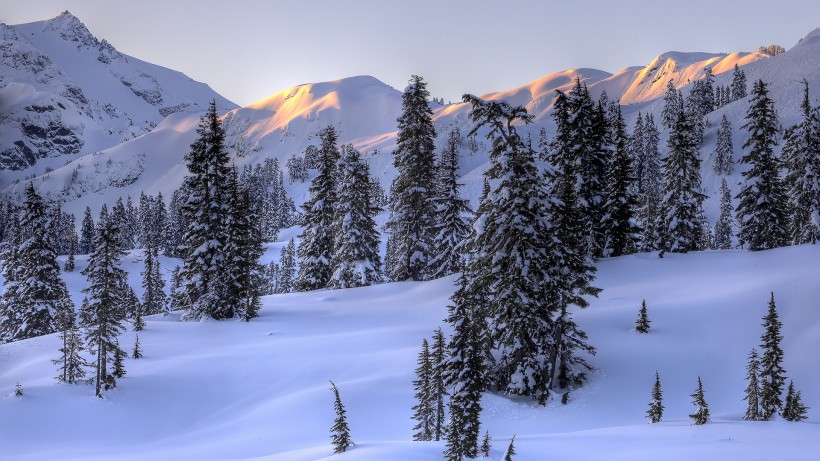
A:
[431, 327, 448, 441]
[411, 338, 434, 441]
[328, 145, 382, 289]
[646, 371, 664, 423]
[14, 381, 23, 397]
[713, 179, 736, 250]
[296, 126, 340, 291]
[662, 81, 683, 129]
[480, 431, 491, 458]
[329, 380, 353, 453]
[179, 101, 232, 320]
[635, 114, 663, 251]
[52, 299, 89, 384]
[731, 64, 748, 101]
[503, 435, 516, 461]
[386, 75, 438, 282]
[658, 110, 706, 253]
[736, 80, 788, 251]
[602, 102, 640, 257]
[430, 127, 472, 278]
[141, 247, 167, 316]
[759, 292, 786, 420]
[79, 206, 95, 254]
[743, 347, 762, 421]
[714, 115, 735, 175]
[277, 239, 296, 294]
[81, 205, 128, 397]
[635, 300, 650, 333]
[781, 380, 809, 422]
[689, 376, 710, 425]
[783, 80, 820, 245]
[132, 333, 143, 359]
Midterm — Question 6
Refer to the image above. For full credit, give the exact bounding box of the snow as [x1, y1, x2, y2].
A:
[1, 244, 819, 460]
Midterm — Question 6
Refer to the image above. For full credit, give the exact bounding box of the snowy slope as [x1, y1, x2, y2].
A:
[0, 11, 235, 171]
[0, 244, 818, 460]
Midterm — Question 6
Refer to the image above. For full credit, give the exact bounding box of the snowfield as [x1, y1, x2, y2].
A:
[1, 244, 818, 460]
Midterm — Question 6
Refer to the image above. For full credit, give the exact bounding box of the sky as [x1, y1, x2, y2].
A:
[3, 0, 820, 107]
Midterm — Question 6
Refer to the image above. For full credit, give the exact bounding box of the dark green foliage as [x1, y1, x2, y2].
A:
[661, 81, 683, 130]
[759, 292, 786, 420]
[783, 80, 820, 245]
[635, 300, 650, 333]
[52, 301, 89, 384]
[79, 206, 95, 254]
[277, 239, 296, 294]
[689, 376, 709, 425]
[329, 380, 353, 454]
[141, 247, 167, 316]
[386, 75, 438, 282]
[412, 338, 434, 441]
[632, 113, 662, 251]
[731, 64, 748, 101]
[132, 334, 143, 359]
[503, 435, 516, 461]
[647, 371, 663, 423]
[602, 102, 640, 257]
[781, 380, 809, 422]
[736, 80, 788, 251]
[431, 327, 448, 441]
[112, 342, 126, 380]
[480, 431, 491, 457]
[743, 347, 762, 421]
[714, 115, 735, 175]
[713, 179, 735, 250]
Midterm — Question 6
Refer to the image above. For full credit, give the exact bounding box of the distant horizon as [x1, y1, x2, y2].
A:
[4, 1, 820, 106]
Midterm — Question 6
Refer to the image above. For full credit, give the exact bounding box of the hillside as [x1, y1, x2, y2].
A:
[0, 243, 818, 460]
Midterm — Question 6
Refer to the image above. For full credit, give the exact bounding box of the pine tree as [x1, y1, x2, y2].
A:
[658, 110, 706, 253]
[328, 145, 382, 289]
[14, 381, 23, 397]
[635, 300, 650, 333]
[731, 64, 748, 101]
[429, 127, 472, 278]
[81, 205, 128, 398]
[141, 247, 167, 316]
[431, 327, 448, 441]
[783, 80, 820, 245]
[647, 371, 664, 423]
[79, 206, 95, 254]
[503, 435, 516, 461]
[713, 179, 736, 250]
[411, 338, 434, 441]
[714, 115, 735, 175]
[480, 431, 491, 457]
[112, 341, 126, 379]
[736, 80, 788, 251]
[743, 347, 762, 421]
[329, 380, 353, 453]
[662, 81, 683, 129]
[759, 292, 786, 420]
[781, 380, 809, 422]
[635, 114, 663, 251]
[602, 102, 639, 257]
[277, 239, 296, 294]
[386, 75, 438, 282]
[296, 126, 340, 291]
[179, 101, 232, 320]
[132, 333, 143, 359]
[52, 299, 89, 384]
[689, 376, 710, 425]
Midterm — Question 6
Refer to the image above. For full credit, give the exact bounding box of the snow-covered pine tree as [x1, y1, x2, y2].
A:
[165, 187, 187, 258]
[328, 145, 382, 289]
[685, 81, 707, 147]
[781, 380, 809, 422]
[503, 435, 516, 461]
[635, 114, 663, 251]
[689, 376, 710, 425]
[736, 80, 788, 251]
[277, 239, 296, 294]
[52, 297, 88, 384]
[141, 247, 167, 316]
[295, 126, 340, 291]
[646, 371, 664, 423]
[429, 127, 472, 278]
[480, 431, 491, 457]
[635, 300, 650, 333]
[132, 333, 142, 359]
[743, 347, 762, 421]
[14, 381, 22, 397]
[112, 340, 126, 380]
[602, 102, 639, 257]
[111, 198, 132, 251]
[713, 179, 735, 250]
[63, 213, 77, 272]
[783, 80, 820, 245]
[386, 75, 437, 282]
[81, 205, 128, 398]
[411, 338, 434, 441]
[731, 64, 748, 101]
[430, 327, 447, 441]
[658, 110, 706, 253]
[714, 115, 735, 175]
[179, 101, 232, 320]
[79, 206, 95, 254]
[662, 80, 683, 129]
[329, 380, 353, 453]
[759, 292, 786, 420]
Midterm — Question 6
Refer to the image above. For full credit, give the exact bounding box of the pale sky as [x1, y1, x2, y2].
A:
[3, 0, 820, 106]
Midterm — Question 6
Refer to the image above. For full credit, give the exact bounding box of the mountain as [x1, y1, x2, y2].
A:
[0, 11, 236, 171]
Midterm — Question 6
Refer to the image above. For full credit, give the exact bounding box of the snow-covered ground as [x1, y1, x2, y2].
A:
[1, 244, 818, 460]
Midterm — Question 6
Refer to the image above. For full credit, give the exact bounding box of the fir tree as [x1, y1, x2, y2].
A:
[429, 127, 472, 278]
[296, 126, 340, 291]
[743, 347, 762, 421]
[503, 435, 516, 461]
[480, 431, 491, 457]
[112, 341, 126, 380]
[141, 247, 167, 316]
[783, 80, 820, 245]
[781, 380, 809, 422]
[329, 380, 353, 453]
[759, 292, 786, 420]
[14, 381, 22, 397]
[647, 371, 664, 423]
[713, 179, 736, 250]
[658, 110, 706, 253]
[731, 64, 748, 101]
[689, 376, 710, 425]
[328, 145, 382, 288]
[736, 80, 788, 251]
[277, 239, 296, 294]
[602, 102, 640, 257]
[132, 334, 143, 359]
[386, 75, 438, 282]
[431, 327, 448, 441]
[635, 300, 650, 333]
[714, 115, 735, 175]
[79, 206, 95, 254]
[635, 114, 663, 251]
[411, 338, 434, 441]
[52, 300, 89, 384]
[662, 81, 683, 129]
